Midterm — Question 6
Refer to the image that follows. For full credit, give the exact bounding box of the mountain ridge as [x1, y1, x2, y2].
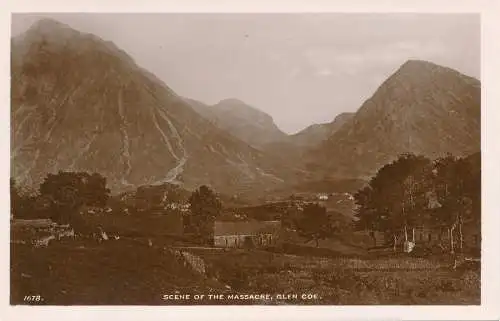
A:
[289, 112, 355, 148]
[186, 97, 287, 147]
[310, 59, 481, 179]
[10, 19, 302, 196]
[10, 19, 480, 198]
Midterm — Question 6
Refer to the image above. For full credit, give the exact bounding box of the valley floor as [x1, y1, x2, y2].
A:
[10, 237, 480, 305]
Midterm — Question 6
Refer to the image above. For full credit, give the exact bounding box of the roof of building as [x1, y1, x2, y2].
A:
[214, 220, 281, 236]
[11, 219, 55, 228]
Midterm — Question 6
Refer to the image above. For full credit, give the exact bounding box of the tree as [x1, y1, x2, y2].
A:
[461, 152, 481, 230]
[188, 185, 222, 244]
[432, 154, 479, 253]
[133, 183, 188, 213]
[10, 178, 20, 218]
[354, 153, 432, 251]
[401, 157, 434, 244]
[10, 178, 48, 220]
[354, 186, 390, 247]
[295, 203, 337, 247]
[354, 152, 480, 254]
[39, 171, 110, 224]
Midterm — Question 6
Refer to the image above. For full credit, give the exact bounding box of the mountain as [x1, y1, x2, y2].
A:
[186, 98, 287, 147]
[10, 19, 301, 195]
[312, 60, 481, 179]
[289, 112, 354, 148]
[188, 95, 353, 151]
[258, 112, 355, 170]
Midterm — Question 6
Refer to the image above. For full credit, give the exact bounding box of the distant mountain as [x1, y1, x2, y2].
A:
[258, 112, 355, 170]
[188, 95, 354, 151]
[289, 112, 355, 148]
[311, 60, 481, 179]
[10, 19, 301, 195]
[186, 98, 287, 147]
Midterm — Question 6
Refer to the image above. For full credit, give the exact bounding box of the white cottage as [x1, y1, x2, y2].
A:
[317, 193, 329, 201]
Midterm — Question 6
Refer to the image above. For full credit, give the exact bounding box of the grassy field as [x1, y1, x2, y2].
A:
[10, 209, 480, 306]
[195, 249, 480, 305]
[80, 212, 183, 237]
[11, 237, 480, 305]
[10, 239, 227, 305]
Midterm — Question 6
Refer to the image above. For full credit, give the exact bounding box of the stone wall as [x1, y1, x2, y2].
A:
[166, 248, 208, 276]
[181, 251, 206, 275]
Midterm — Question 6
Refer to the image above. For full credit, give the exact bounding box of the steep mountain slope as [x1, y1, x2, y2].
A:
[186, 98, 287, 147]
[313, 60, 481, 179]
[10, 19, 300, 195]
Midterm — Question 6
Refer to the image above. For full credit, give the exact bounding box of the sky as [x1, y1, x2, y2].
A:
[11, 13, 480, 134]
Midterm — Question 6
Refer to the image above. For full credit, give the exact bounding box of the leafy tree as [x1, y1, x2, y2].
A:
[295, 203, 337, 247]
[39, 171, 110, 224]
[354, 151, 481, 254]
[10, 178, 50, 219]
[10, 178, 20, 218]
[354, 186, 384, 231]
[462, 152, 481, 251]
[354, 153, 431, 251]
[461, 152, 481, 225]
[187, 185, 222, 244]
[432, 154, 478, 253]
[133, 183, 188, 213]
[353, 185, 390, 247]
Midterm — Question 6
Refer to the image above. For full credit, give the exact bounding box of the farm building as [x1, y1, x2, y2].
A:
[412, 224, 480, 249]
[11, 218, 75, 245]
[368, 223, 480, 252]
[213, 220, 281, 248]
[317, 193, 329, 201]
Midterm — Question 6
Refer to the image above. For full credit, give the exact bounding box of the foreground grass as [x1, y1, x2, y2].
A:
[11, 238, 480, 305]
[198, 250, 480, 305]
[10, 239, 225, 305]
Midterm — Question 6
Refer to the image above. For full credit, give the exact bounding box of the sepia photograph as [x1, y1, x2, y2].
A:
[8, 10, 485, 309]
